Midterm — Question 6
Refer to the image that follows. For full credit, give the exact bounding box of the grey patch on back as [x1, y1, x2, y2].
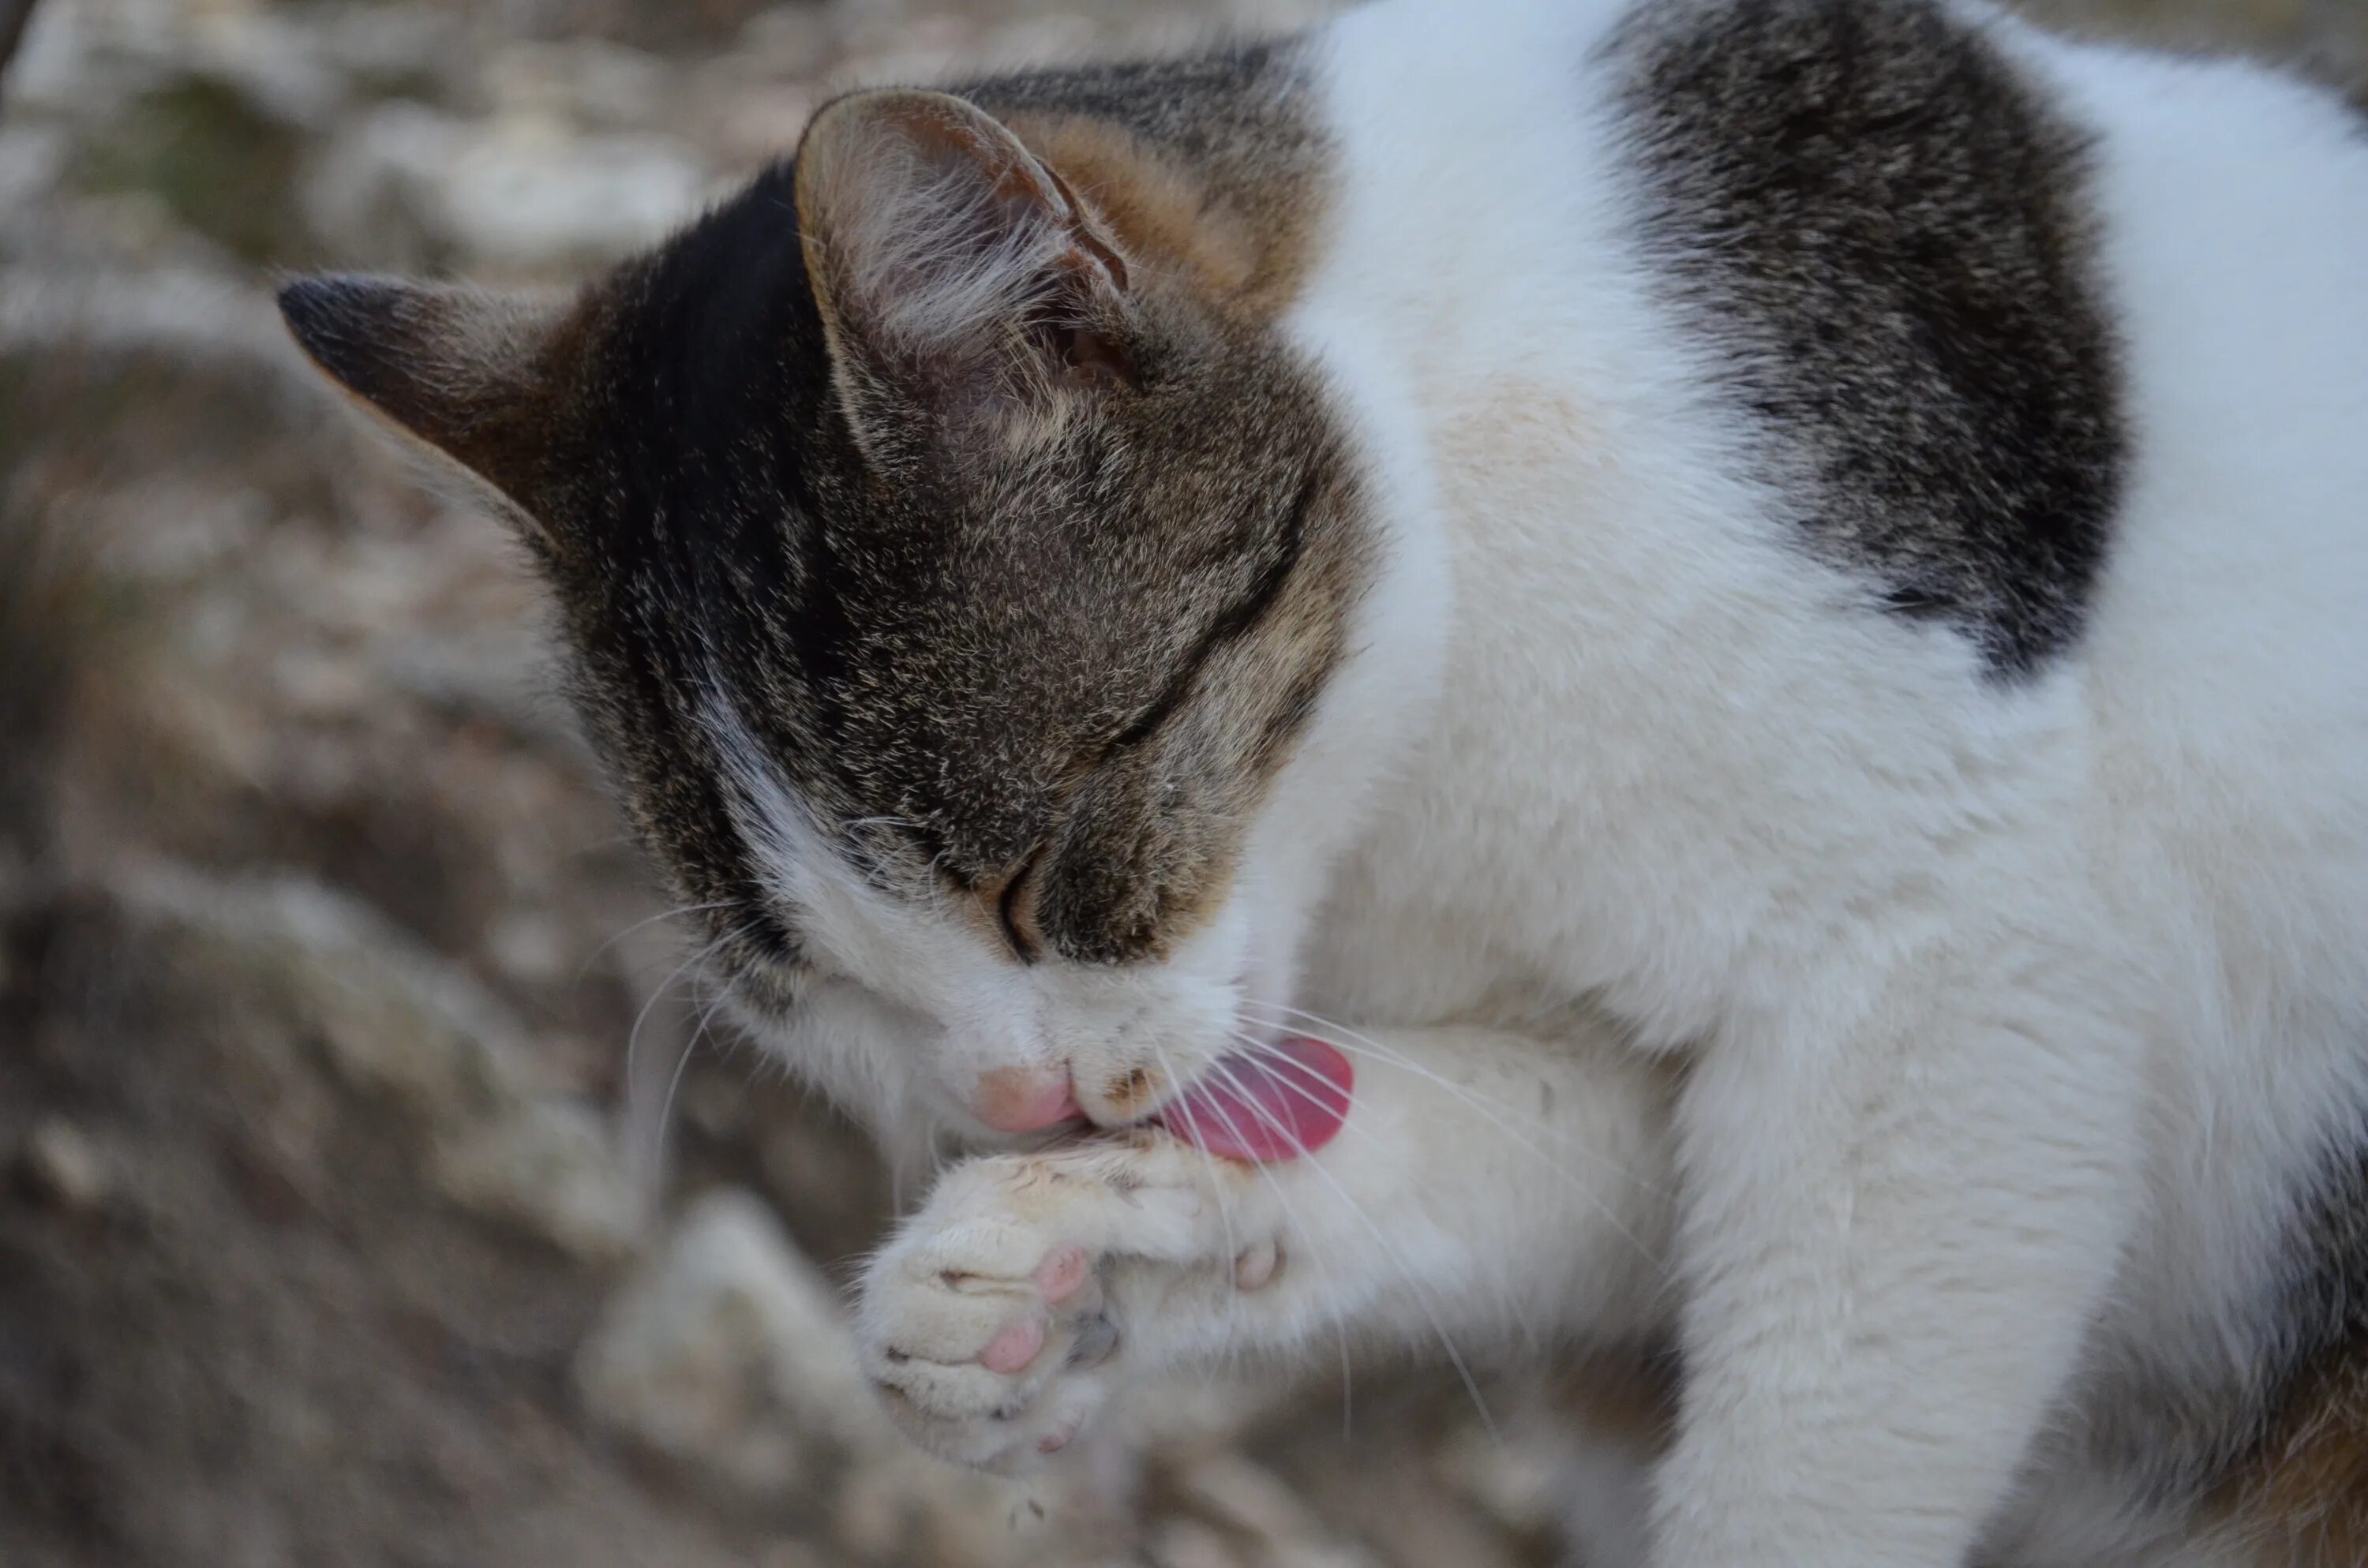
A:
[2253, 1128, 2368, 1445]
[2051, 1119, 2368, 1534]
[1602, 0, 2127, 679]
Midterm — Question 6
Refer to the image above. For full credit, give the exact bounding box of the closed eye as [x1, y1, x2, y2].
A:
[1103, 469, 1317, 755]
[994, 850, 1045, 964]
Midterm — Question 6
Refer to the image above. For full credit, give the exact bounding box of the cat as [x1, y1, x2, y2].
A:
[275, 0, 2368, 1561]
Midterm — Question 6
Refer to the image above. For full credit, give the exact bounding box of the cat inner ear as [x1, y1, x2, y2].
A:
[277, 275, 581, 545]
[792, 88, 1139, 444]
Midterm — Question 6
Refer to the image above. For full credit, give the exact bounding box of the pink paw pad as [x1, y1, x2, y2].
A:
[980, 1316, 1047, 1375]
[1034, 1244, 1091, 1304]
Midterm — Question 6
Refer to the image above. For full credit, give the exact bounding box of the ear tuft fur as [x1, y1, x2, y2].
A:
[793, 88, 1135, 428]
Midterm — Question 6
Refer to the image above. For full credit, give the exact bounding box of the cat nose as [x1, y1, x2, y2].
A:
[971, 1065, 1081, 1133]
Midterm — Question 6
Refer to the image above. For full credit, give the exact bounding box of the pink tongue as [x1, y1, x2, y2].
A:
[1156, 1035, 1354, 1162]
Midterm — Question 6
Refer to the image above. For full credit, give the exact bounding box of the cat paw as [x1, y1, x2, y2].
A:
[854, 1136, 1268, 1471]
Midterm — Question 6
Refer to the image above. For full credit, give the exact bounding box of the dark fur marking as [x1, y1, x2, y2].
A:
[1606, 0, 2128, 677]
[2072, 1121, 2368, 1543]
[297, 41, 1362, 979]
[2232, 1131, 2368, 1522]
[1109, 466, 1315, 753]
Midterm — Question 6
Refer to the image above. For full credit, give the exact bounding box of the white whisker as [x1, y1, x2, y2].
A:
[1149, 1041, 1246, 1353]
[574, 900, 738, 992]
[1242, 1001, 1672, 1199]
[1203, 1057, 1500, 1439]
[624, 923, 741, 1108]
[1190, 1040, 1357, 1418]
[1233, 1020, 1662, 1278]
[1229, 1033, 1557, 1358]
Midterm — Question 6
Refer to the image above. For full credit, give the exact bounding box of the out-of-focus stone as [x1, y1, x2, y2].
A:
[575, 1188, 864, 1494]
[17, 1117, 111, 1213]
[485, 39, 676, 131]
[757, 1540, 837, 1568]
[736, 6, 840, 77]
[94, 862, 650, 1256]
[186, 9, 348, 129]
[1147, 1518, 1249, 1568]
[432, 1098, 647, 1263]
[1438, 1418, 1571, 1534]
[304, 103, 706, 272]
[574, 1188, 1079, 1565]
[114, 863, 543, 1121]
[299, 98, 457, 269]
[1171, 1453, 1381, 1567]
[436, 118, 705, 270]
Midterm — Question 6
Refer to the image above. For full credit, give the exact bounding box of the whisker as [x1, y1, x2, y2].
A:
[624, 921, 754, 1182]
[1231, 1024, 1662, 1275]
[1193, 1040, 1356, 1422]
[654, 967, 740, 1177]
[1149, 1041, 1246, 1353]
[1203, 1057, 1500, 1440]
[623, 925, 740, 1109]
[572, 900, 738, 993]
[1228, 1034, 1554, 1359]
[1241, 1002, 1673, 1199]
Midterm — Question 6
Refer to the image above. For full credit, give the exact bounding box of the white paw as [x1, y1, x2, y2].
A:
[854, 1136, 1272, 1472]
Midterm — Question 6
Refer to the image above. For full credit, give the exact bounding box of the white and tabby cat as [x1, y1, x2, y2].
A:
[279, 0, 2368, 1561]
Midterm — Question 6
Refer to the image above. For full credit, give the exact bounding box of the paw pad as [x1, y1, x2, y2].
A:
[980, 1315, 1047, 1375]
[1035, 1244, 1091, 1304]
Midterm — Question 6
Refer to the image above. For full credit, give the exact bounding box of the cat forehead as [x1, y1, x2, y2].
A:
[559, 171, 1349, 868]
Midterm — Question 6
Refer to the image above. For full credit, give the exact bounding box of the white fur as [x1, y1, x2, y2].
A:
[744, 4, 2368, 1563]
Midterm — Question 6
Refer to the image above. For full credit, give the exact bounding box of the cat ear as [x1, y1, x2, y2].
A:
[793, 88, 1137, 443]
[277, 275, 580, 543]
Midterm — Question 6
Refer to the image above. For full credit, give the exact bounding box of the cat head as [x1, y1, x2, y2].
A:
[279, 80, 1440, 1147]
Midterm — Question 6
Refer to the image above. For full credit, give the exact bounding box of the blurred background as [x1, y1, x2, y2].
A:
[0, 2, 2359, 1565]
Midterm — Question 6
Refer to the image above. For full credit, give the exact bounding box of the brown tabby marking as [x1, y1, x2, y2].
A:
[2212, 1348, 2368, 1565]
[999, 112, 1322, 320]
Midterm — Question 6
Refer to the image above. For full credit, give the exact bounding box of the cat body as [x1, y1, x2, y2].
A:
[278, 0, 2368, 1562]
[1298, 6, 2368, 1562]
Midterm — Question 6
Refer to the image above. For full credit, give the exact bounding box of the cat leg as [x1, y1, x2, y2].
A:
[851, 1021, 1677, 1473]
[1650, 944, 2145, 1568]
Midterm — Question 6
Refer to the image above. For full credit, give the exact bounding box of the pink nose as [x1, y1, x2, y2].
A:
[972, 1065, 1082, 1133]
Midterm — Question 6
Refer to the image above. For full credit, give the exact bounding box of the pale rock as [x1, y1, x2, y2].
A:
[299, 99, 465, 270]
[309, 6, 466, 92]
[1146, 1518, 1248, 1568]
[575, 1188, 868, 1495]
[485, 39, 675, 131]
[1168, 1454, 1384, 1568]
[431, 1098, 647, 1263]
[185, 8, 347, 128]
[19, 1117, 111, 1213]
[736, 6, 840, 77]
[757, 1540, 837, 1568]
[303, 102, 706, 271]
[114, 863, 544, 1121]
[437, 117, 706, 270]
[99, 863, 649, 1258]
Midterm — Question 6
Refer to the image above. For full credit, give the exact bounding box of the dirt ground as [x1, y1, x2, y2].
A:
[1, 2, 2359, 1566]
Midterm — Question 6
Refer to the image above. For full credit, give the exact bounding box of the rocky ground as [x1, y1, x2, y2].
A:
[0, 2, 2359, 1566]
